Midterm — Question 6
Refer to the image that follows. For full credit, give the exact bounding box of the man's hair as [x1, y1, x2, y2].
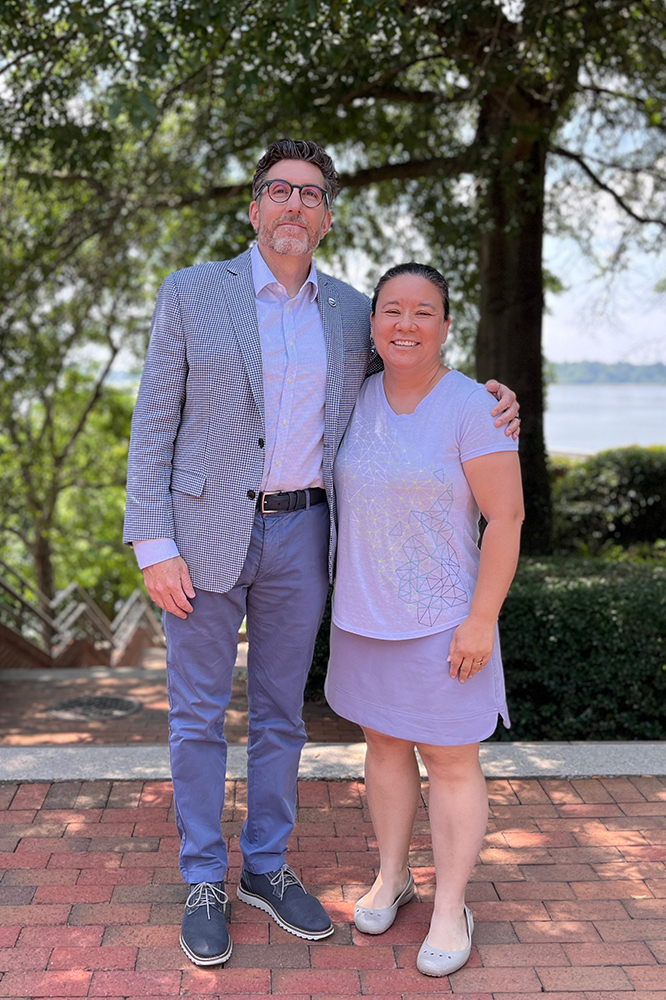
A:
[252, 138, 341, 203]
[371, 262, 450, 320]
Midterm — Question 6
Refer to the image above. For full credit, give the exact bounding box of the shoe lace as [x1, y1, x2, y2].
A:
[268, 864, 306, 900]
[185, 881, 228, 919]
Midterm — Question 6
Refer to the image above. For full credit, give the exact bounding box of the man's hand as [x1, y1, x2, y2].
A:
[485, 380, 521, 439]
[142, 556, 195, 619]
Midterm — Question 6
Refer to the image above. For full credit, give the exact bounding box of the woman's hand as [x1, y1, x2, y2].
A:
[448, 616, 496, 683]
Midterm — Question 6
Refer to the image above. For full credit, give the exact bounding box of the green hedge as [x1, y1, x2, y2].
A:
[497, 558, 666, 740]
[306, 559, 666, 741]
[553, 447, 666, 553]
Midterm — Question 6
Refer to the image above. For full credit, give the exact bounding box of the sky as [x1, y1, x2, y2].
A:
[339, 234, 666, 368]
[334, 176, 666, 369]
[542, 236, 666, 365]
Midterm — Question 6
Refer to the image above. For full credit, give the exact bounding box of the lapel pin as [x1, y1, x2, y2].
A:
[327, 296, 337, 307]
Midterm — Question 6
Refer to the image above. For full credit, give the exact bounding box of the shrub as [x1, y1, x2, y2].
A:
[498, 558, 666, 740]
[307, 559, 666, 741]
[553, 447, 666, 553]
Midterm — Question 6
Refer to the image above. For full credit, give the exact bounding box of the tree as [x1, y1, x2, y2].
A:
[0, 370, 143, 620]
[0, 173, 149, 614]
[2, 0, 665, 554]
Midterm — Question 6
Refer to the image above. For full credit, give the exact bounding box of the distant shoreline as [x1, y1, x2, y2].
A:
[553, 361, 666, 385]
[109, 361, 666, 388]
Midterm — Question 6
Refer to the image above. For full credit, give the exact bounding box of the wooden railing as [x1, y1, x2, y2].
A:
[0, 559, 164, 669]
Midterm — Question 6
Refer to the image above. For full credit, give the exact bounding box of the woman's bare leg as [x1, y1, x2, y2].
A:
[357, 727, 421, 909]
[417, 741, 487, 950]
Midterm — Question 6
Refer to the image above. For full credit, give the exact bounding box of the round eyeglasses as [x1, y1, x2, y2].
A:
[256, 178, 329, 209]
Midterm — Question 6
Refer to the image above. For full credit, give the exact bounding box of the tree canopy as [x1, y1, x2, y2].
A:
[2, 0, 665, 556]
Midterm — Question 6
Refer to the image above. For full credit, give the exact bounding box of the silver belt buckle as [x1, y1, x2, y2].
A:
[259, 490, 281, 514]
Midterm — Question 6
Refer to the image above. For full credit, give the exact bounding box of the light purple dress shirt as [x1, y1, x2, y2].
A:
[133, 244, 328, 570]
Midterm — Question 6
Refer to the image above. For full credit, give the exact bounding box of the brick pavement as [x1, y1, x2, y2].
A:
[0, 775, 665, 997]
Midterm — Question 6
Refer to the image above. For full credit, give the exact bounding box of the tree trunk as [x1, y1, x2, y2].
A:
[475, 93, 553, 554]
[32, 533, 55, 649]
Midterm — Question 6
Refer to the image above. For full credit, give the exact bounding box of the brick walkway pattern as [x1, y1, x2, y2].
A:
[0, 775, 665, 997]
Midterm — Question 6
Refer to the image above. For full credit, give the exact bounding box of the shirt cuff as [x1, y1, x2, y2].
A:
[132, 538, 180, 570]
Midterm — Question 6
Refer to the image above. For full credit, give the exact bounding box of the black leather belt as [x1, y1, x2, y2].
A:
[257, 488, 327, 514]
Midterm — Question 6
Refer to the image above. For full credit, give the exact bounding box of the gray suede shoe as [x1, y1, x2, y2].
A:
[237, 864, 333, 940]
[180, 881, 232, 966]
[353, 869, 415, 935]
[417, 905, 474, 977]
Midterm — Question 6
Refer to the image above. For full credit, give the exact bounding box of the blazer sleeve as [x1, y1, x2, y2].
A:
[123, 273, 188, 543]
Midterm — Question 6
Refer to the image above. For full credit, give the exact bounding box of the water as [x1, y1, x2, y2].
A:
[545, 384, 666, 455]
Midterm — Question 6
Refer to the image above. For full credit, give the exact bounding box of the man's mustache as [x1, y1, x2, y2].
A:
[275, 214, 309, 228]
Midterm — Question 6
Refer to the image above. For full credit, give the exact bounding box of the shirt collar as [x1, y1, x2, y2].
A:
[251, 243, 319, 302]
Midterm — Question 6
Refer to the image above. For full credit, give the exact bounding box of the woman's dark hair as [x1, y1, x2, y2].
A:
[252, 138, 340, 202]
[371, 262, 450, 320]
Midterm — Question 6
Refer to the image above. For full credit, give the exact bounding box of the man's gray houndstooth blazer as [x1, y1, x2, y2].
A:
[124, 248, 374, 594]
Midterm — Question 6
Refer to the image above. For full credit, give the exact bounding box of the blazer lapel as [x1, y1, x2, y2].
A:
[318, 275, 344, 460]
[223, 250, 265, 422]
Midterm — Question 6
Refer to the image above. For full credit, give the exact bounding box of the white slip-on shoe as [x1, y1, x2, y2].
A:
[416, 904, 474, 977]
[353, 869, 415, 935]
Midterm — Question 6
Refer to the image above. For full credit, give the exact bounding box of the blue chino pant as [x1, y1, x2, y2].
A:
[163, 503, 330, 883]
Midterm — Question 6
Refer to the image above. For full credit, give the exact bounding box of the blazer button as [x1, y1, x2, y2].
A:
[258, 438, 265, 448]
[247, 489, 256, 500]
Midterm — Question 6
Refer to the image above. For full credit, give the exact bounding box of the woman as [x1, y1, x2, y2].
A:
[325, 262, 524, 977]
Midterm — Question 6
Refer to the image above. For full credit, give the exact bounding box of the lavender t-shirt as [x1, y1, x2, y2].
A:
[332, 370, 519, 640]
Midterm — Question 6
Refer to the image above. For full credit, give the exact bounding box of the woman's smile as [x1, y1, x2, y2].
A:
[371, 273, 450, 370]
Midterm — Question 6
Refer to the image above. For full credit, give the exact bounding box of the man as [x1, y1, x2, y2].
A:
[124, 138, 520, 966]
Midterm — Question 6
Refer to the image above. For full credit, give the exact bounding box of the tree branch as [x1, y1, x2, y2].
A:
[552, 146, 666, 229]
[580, 82, 652, 104]
[0, 27, 80, 74]
[578, 83, 666, 134]
[152, 182, 250, 209]
[0, 524, 32, 547]
[18, 170, 110, 197]
[339, 152, 476, 189]
[54, 344, 119, 471]
[157, 0, 258, 110]
[579, 153, 666, 184]
[3, 413, 37, 500]
[337, 55, 448, 106]
[16, 150, 479, 215]
[348, 84, 475, 105]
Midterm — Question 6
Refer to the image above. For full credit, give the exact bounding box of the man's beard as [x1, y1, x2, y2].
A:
[260, 212, 322, 256]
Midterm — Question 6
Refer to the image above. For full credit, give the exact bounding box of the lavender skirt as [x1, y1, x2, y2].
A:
[325, 622, 510, 746]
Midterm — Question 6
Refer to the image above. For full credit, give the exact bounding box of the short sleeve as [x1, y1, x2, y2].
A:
[458, 384, 519, 463]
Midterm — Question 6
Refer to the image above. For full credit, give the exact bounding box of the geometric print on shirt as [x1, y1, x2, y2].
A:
[394, 471, 467, 627]
[344, 421, 466, 628]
